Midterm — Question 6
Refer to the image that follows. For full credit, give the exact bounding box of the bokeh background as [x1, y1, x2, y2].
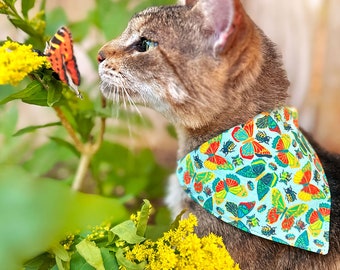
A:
[1, 0, 339, 163]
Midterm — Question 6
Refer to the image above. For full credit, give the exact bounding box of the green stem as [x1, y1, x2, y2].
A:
[71, 98, 107, 191]
[72, 148, 92, 191]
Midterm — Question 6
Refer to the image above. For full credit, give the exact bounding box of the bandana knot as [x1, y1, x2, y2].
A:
[177, 107, 331, 254]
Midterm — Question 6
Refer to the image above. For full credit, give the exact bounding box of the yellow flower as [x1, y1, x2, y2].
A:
[0, 1, 6, 10]
[125, 214, 240, 270]
[0, 41, 49, 85]
[86, 221, 111, 241]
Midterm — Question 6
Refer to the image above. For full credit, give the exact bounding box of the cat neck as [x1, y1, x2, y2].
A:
[176, 33, 289, 159]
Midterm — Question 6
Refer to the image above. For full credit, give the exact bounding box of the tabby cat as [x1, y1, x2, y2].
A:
[98, 0, 340, 269]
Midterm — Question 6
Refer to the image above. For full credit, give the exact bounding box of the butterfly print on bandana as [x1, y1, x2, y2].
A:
[232, 120, 272, 160]
[293, 162, 326, 201]
[177, 107, 331, 254]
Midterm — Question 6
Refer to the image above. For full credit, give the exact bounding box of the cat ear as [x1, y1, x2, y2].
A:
[195, 0, 241, 56]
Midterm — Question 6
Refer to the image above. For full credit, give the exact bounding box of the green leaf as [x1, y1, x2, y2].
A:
[51, 243, 70, 262]
[13, 122, 61, 137]
[22, 0, 35, 18]
[24, 252, 55, 270]
[136, 199, 151, 237]
[0, 166, 128, 270]
[49, 136, 80, 157]
[70, 252, 95, 270]
[22, 140, 76, 177]
[56, 256, 66, 270]
[170, 210, 187, 231]
[3, 0, 16, 6]
[76, 239, 105, 270]
[101, 248, 119, 270]
[115, 249, 146, 270]
[22, 86, 49, 106]
[0, 80, 43, 105]
[8, 17, 38, 37]
[0, 106, 18, 137]
[111, 220, 145, 244]
[47, 81, 62, 107]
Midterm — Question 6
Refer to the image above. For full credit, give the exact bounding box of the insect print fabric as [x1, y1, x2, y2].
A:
[44, 26, 82, 98]
[177, 107, 331, 254]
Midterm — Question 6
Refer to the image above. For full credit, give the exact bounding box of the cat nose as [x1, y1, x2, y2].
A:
[97, 51, 106, 63]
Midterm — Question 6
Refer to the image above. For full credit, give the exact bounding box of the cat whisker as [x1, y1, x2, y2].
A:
[121, 80, 143, 117]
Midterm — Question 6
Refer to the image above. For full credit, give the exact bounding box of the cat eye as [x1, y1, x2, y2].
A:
[134, 37, 158, 52]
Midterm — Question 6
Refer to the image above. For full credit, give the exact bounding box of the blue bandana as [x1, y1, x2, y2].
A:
[176, 107, 331, 254]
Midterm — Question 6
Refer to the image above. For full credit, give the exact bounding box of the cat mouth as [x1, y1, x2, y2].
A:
[99, 66, 139, 102]
[99, 78, 144, 108]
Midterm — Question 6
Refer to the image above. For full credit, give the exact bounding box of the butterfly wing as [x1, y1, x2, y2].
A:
[240, 142, 255, 160]
[232, 126, 250, 142]
[237, 201, 255, 218]
[256, 115, 269, 129]
[225, 202, 239, 217]
[213, 179, 227, 204]
[299, 184, 326, 201]
[203, 197, 213, 213]
[205, 154, 233, 170]
[236, 221, 250, 233]
[267, 207, 280, 224]
[281, 216, 295, 232]
[294, 163, 311, 185]
[286, 204, 309, 218]
[186, 155, 195, 175]
[294, 162, 325, 201]
[257, 172, 278, 201]
[295, 231, 309, 250]
[306, 209, 323, 237]
[236, 163, 258, 178]
[45, 27, 81, 97]
[195, 172, 215, 184]
[267, 115, 281, 133]
[319, 203, 331, 222]
[225, 175, 248, 197]
[282, 203, 308, 231]
[252, 141, 272, 158]
[200, 141, 219, 155]
[267, 188, 285, 224]
[200, 141, 227, 170]
[273, 134, 299, 168]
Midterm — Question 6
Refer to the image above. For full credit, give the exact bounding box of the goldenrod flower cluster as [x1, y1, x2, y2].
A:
[0, 41, 49, 85]
[60, 234, 76, 251]
[124, 214, 240, 270]
[0, 1, 6, 10]
[86, 221, 111, 241]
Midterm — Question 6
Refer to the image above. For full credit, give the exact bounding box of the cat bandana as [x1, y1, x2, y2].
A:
[177, 107, 331, 254]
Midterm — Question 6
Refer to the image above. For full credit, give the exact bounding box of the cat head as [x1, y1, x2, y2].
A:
[98, 0, 288, 130]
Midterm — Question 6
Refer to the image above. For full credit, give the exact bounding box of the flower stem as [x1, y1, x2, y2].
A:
[54, 106, 84, 153]
[72, 147, 92, 191]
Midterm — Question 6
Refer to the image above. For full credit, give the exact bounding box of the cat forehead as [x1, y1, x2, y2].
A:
[130, 5, 192, 30]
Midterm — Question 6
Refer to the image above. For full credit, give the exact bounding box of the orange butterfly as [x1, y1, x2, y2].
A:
[232, 120, 272, 160]
[200, 140, 233, 170]
[293, 162, 326, 201]
[272, 134, 300, 168]
[44, 26, 82, 98]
